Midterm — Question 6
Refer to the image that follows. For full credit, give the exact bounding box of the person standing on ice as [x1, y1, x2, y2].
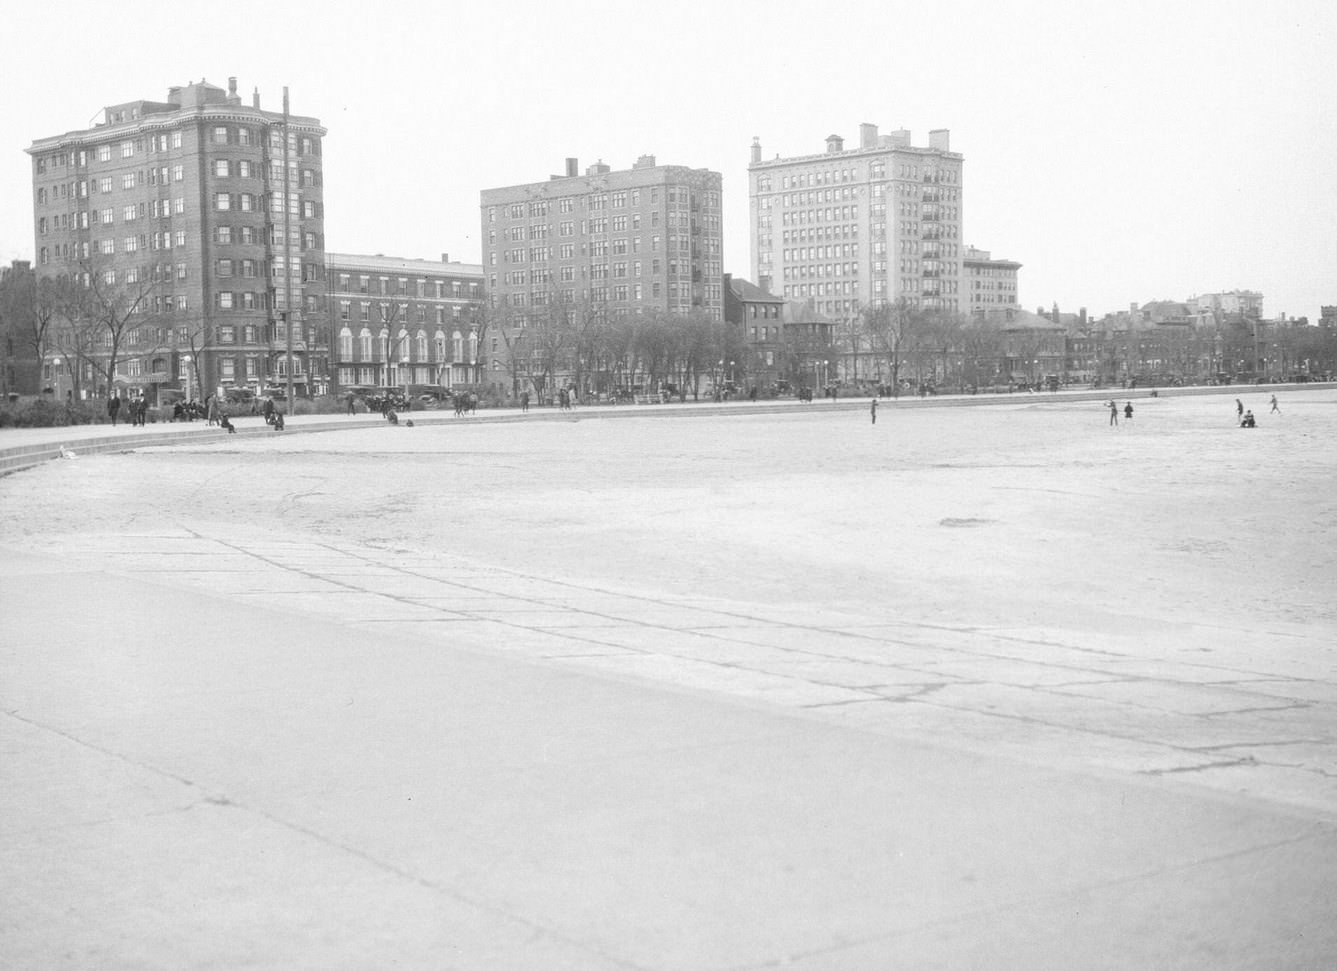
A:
[870, 397, 878, 424]
[1108, 400, 1119, 426]
[1236, 398, 1244, 420]
[1124, 401, 1133, 420]
[1270, 394, 1280, 414]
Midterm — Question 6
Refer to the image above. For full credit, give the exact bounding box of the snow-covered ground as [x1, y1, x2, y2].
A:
[8, 388, 1333, 636]
[4, 388, 1335, 800]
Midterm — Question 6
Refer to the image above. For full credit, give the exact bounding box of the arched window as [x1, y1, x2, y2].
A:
[434, 330, 446, 361]
[397, 329, 410, 362]
[467, 330, 479, 363]
[377, 327, 389, 360]
[339, 327, 353, 359]
[416, 330, 428, 361]
[452, 330, 464, 362]
[359, 328, 373, 360]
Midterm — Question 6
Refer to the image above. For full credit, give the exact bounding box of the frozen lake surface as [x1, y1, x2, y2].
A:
[5, 388, 1335, 796]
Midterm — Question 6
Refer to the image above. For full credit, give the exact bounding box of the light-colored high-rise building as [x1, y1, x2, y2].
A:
[27, 77, 327, 401]
[748, 124, 964, 319]
[480, 156, 724, 322]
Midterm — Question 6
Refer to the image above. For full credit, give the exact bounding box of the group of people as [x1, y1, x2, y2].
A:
[106, 394, 150, 427]
[1236, 395, 1280, 428]
[1107, 400, 1134, 425]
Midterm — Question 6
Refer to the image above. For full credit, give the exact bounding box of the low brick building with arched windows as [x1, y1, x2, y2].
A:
[324, 253, 484, 394]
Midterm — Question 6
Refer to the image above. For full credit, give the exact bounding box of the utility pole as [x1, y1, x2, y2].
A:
[283, 87, 295, 411]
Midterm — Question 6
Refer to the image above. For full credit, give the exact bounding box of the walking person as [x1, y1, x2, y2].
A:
[1123, 401, 1133, 421]
[346, 394, 356, 416]
[107, 395, 121, 426]
[1236, 398, 1244, 421]
[520, 390, 530, 413]
[870, 397, 878, 425]
[207, 395, 219, 427]
[1270, 394, 1280, 414]
[1108, 400, 1119, 426]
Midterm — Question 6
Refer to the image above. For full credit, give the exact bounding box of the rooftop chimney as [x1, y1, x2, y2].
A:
[228, 76, 237, 97]
[252, 87, 260, 109]
[586, 160, 611, 176]
[565, 157, 578, 177]
[825, 134, 844, 154]
[928, 128, 950, 151]
[888, 129, 911, 148]
[441, 253, 450, 263]
[750, 137, 761, 164]
[859, 123, 878, 149]
[633, 154, 657, 169]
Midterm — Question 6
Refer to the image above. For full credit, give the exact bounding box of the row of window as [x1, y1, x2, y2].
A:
[499, 281, 717, 307]
[493, 233, 699, 265]
[331, 274, 480, 299]
[35, 165, 186, 204]
[36, 129, 318, 175]
[337, 301, 467, 325]
[758, 162, 960, 195]
[489, 187, 720, 223]
[336, 327, 480, 364]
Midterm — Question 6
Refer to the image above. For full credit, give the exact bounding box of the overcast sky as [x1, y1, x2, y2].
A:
[3, 0, 1334, 320]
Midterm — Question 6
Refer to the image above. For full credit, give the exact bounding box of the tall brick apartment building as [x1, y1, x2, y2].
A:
[27, 77, 328, 402]
[480, 156, 724, 322]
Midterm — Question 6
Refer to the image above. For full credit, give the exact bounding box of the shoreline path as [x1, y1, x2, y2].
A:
[3, 388, 1335, 968]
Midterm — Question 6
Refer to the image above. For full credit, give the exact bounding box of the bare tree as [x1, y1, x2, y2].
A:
[862, 298, 915, 395]
[54, 258, 163, 399]
[0, 269, 61, 387]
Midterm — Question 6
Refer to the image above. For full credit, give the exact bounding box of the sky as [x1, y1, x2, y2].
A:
[2, 0, 1334, 321]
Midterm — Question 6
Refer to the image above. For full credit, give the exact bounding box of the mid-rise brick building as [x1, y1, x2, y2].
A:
[27, 77, 328, 402]
[480, 156, 724, 322]
[964, 246, 1021, 314]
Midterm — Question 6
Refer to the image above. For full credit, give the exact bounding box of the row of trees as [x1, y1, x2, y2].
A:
[484, 298, 748, 399]
[0, 259, 203, 400]
[849, 300, 1023, 392]
[848, 302, 1337, 391]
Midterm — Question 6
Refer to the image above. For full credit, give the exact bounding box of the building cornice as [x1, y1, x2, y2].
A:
[325, 253, 484, 276]
[749, 145, 962, 170]
[28, 108, 326, 155]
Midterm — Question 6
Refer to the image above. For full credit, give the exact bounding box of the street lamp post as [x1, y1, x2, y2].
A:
[181, 355, 192, 402]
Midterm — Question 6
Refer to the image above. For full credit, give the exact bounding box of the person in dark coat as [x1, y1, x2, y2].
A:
[107, 396, 121, 426]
